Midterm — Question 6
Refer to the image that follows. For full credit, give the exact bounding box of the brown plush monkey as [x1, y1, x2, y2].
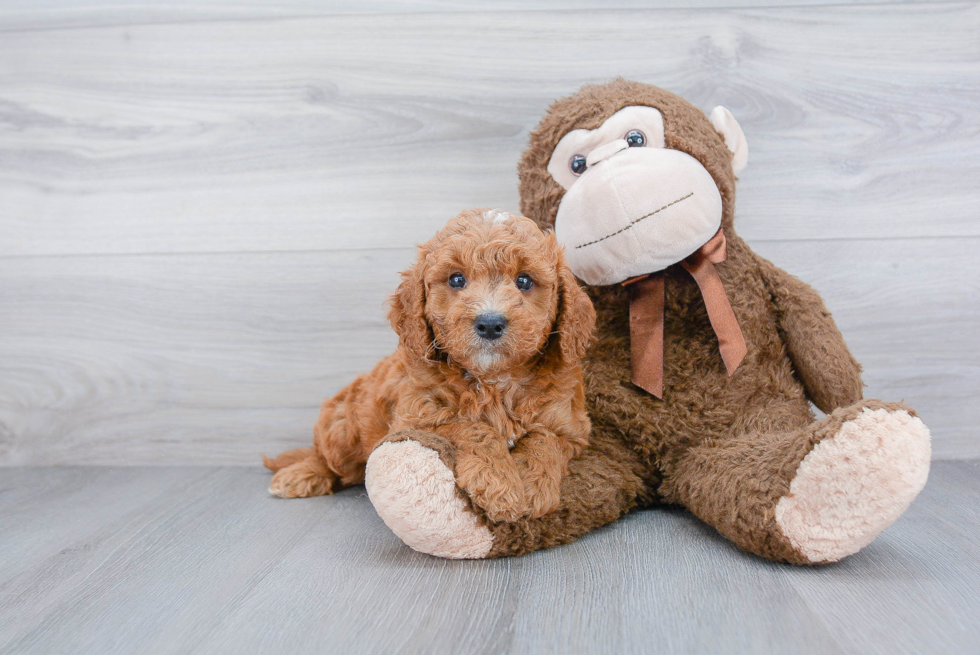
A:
[364, 80, 931, 564]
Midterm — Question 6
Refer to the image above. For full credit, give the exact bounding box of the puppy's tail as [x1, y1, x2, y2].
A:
[262, 447, 314, 472]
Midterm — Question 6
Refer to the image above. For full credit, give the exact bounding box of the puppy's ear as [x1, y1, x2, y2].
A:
[555, 248, 596, 365]
[387, 253, 433, 361]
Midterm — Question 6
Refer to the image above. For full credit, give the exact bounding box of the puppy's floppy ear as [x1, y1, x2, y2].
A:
[387, 252, 433, 361]
[554, 247, 596, 364]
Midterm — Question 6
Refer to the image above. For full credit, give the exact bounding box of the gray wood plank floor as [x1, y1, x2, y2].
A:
[2, 4, 977, 654]
[1, 461, 977, 654]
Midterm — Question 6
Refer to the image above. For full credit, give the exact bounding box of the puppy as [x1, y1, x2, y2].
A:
[264, 208, 596, 522]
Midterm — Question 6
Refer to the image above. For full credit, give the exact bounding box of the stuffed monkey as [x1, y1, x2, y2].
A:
[364, 80, 930, 564]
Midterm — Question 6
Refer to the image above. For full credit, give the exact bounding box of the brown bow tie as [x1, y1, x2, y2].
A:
[621, 229, 747, 398]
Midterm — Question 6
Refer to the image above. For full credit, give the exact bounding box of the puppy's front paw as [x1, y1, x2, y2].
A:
[475, 485, 531, 524]
[457, 458, 531, 523]
[525, 478, 561, 519]
[512, 451, 562, 519]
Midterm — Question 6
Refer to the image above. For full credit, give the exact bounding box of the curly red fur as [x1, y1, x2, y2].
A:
[265, 209, 596, 521]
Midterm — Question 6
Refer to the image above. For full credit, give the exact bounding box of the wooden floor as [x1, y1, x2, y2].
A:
[2, 2, 978, 653]
[0, 460, 977, 654]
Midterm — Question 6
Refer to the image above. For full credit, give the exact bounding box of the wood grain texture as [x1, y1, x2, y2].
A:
[0, 0, 959, 33]
[753, 237, 980, 459]
[0, 248, 410, 465]
[0, 3, 977, 258]
[783, 459, 980, 654]
[1, 236, 976, 464]
[1, 3, 977, 464]
[1, 461, 977, 653]
[1, 4, 976, 653]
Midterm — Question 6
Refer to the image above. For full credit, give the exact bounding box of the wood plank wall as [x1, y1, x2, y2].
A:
[1, 1, 977, 464]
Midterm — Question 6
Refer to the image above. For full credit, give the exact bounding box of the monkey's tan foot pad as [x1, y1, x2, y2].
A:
[365, 439, 494, 559]
[776, 408, 931, 563]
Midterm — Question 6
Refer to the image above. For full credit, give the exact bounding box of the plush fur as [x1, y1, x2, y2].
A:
[362, 80, 930, 564]
[264, 209, 596, 523]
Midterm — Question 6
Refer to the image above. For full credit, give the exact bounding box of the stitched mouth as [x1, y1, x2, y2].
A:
[574, 192, 694, 249]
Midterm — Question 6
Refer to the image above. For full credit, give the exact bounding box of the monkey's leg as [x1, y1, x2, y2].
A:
[364, 429, 647, 559]
[661, 399, 930, 564]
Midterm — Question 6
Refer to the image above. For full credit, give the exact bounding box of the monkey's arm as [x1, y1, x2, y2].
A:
[756, 256, 864, 413]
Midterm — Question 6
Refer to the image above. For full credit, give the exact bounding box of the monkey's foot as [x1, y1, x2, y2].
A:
[365, 439, 494, 559]
[776, 407, 931, 563]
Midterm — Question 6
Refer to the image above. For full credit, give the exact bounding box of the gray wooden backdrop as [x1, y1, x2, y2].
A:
[1, 0, 978, 465]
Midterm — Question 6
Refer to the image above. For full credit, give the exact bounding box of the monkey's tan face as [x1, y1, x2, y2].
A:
[546, 105, 746, 286]
[421, 212, 561, 376]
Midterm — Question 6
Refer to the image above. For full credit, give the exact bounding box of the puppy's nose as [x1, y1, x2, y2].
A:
[474, 313, 507, 341]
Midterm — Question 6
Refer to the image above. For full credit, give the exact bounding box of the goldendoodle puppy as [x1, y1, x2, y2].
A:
[264, 208, 596, 522]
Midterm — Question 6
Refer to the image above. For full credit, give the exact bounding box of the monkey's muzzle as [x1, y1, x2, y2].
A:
[555, 146, 723, 286]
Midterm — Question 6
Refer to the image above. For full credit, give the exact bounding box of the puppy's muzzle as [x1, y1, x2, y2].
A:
[474, 313, 507, 341]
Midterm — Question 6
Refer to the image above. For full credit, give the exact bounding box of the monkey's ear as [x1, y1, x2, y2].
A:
[387, 255, 432, 361]
[709, 106, 748, 176]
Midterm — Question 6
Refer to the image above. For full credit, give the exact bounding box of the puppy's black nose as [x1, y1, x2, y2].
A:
[474, 313, 507, 341]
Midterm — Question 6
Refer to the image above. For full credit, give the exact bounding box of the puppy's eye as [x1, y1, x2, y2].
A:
[515, 274, 533, 291]
[448, 273, 466, 289]
[569, 155, 587, 176]
[625, 130, 645, 147]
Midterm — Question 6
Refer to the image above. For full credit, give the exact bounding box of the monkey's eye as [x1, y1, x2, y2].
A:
[625, 130, 645, 147]
[569, 155, 587, 176]
[515, 273, 533, 291]
[448, 273, 466, 289]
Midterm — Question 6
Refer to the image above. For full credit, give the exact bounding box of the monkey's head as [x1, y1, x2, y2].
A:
[518, 79, 748, 287]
